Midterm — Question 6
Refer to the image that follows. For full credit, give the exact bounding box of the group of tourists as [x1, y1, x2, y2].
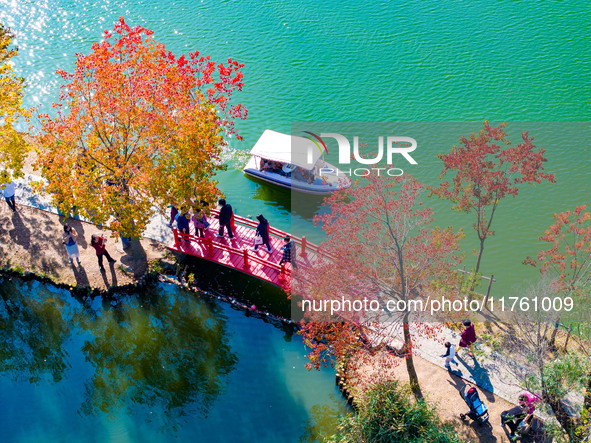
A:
[62, 224, 117, 272]
[441, 320, 540, 440]
[169, 198, 297, 267]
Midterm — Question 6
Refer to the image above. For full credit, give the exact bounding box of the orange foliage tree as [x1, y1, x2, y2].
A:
[430, 121, 555, 276]
[296, 175, 463, 399]
[0, 23, 30, 184]
[36, 17, 246, 237]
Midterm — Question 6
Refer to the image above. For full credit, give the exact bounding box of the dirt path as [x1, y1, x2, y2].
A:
[0, 200, 166, 290]
[346, 350, 551, 442]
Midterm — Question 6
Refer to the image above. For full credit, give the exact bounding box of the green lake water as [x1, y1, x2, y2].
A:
[0, 0, 590, 441]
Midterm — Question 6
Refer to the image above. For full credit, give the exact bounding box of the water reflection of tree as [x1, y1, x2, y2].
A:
[0, 278, 70, 383]
[79, 288, 238, 422]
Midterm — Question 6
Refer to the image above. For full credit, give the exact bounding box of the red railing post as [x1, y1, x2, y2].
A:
[173, 228, 180, 248]
[301, 236, 307, 254]
[280, 262, 286, 275]
[243, 249, 249, 268]
[208, 237, 213, 255]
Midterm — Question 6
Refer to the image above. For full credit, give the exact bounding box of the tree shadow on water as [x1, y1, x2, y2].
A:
[77, 285, 238, 425]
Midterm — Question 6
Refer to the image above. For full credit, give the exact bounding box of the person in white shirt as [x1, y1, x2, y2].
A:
[441, 341, 458, 370]
[2, 180, 16, 212]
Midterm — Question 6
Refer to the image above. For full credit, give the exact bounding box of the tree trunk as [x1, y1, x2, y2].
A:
[548, 313, 561, 350]
[470, 237, 486, 290]
[403, 317, 423, 400]
[541, 389, 578, 440]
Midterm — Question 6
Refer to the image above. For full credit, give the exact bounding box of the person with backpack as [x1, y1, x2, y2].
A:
[90, 233, 116, 272]
[251, 214, 271, 253]
[62, 224, 81, 265]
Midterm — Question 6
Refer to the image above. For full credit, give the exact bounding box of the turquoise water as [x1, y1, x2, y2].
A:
[0, 278, 346, 442]
[1, 0, 589, 295]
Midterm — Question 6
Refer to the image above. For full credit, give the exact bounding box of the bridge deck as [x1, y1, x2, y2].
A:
[167, 209, 325, 290]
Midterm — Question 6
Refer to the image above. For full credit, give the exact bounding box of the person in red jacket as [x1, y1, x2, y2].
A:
[459, 319, 477, 357]
[90, 234, 116, 272]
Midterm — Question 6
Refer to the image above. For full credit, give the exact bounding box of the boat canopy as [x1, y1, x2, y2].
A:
[249, 130, 323, 169]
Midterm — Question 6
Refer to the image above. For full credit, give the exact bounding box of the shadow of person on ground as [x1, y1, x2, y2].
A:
[456, 353, 496, 402]
[71, 262, 90, 287]
[100, 268, 110, 288]
[9, 211, 31, 248]
[109, 261, 118, 287]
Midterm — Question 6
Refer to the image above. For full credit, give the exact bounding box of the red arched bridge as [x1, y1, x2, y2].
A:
[168, 209, 324, 290]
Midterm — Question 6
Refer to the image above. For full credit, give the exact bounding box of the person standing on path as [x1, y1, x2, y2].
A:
[216, 198, 234, 239]
[459, 319, 477, 357]
[2, 180, 16, 212]
[63, 224, 81, 264]
[168, 204, 178, 228]
[90, 234, 116, 272]
[251, 214, 271, 253]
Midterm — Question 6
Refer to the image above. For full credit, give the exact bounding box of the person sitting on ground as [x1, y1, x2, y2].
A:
[458, 319, 477, 357]
[501, 392, 540, 440]
[440, 341, 458, 371]
[279, 235, 297, 268]
[90, 233, 116, 272]
[251, 214, 271, 253]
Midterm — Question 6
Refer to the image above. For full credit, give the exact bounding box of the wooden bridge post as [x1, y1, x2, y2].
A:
[207, 237, 213, 256]
[243, 249, 249, 269]
[301, 236, 307, 255]
[173, 228, 180, 248]
[280, 262, 286, 275]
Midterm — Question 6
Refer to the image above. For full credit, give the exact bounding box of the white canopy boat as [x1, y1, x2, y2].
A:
[243, 130, 351, 194]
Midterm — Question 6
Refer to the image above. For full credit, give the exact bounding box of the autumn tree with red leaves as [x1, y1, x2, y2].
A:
[524, 205, 591, 293]
[430, 121, 555, 276]
[36, 17, 246, 237]
[524, 204, 591, 389]
[296, 175, 463, 399]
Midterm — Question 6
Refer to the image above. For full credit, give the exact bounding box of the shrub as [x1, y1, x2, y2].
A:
[330, 381, 463, 443]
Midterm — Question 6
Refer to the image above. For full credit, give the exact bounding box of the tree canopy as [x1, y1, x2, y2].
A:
[430, 121, 555, 275]
[36, 17, 247, 236]
[297, 175, 463, 398]
[0, 23, 29, 184]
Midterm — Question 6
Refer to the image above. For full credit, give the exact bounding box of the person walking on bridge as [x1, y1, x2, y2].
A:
[251, 214, 271, 253]
[216, 198, 234, 239]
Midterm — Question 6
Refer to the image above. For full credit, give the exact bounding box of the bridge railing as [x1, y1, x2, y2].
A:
[209, 209, 334, 260]
[173, 228, 291, 278]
